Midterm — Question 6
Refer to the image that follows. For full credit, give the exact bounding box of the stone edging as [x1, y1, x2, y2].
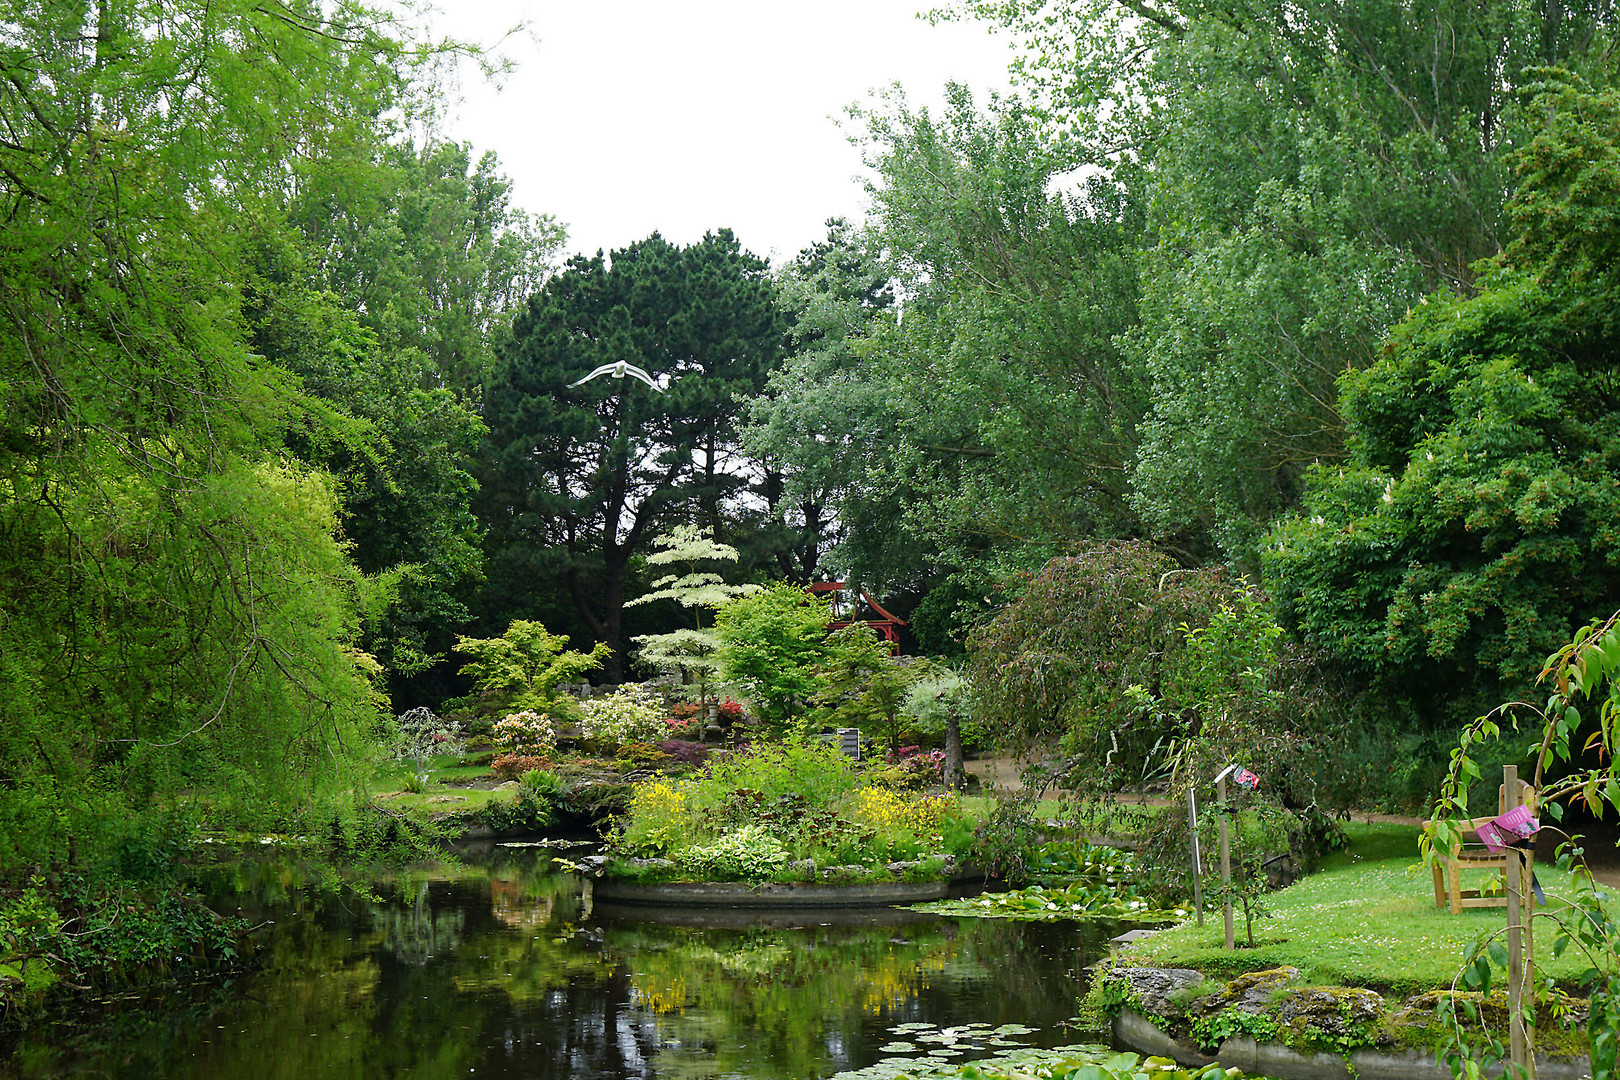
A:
[590, 877, 954, 909]
[1114, 1007, 1591, 1080]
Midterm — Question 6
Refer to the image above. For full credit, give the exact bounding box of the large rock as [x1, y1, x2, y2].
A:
[1276, 986, 1384, 1036]
[1191, 966, 1301, 1016]
[1106, 966, 1207, 1017]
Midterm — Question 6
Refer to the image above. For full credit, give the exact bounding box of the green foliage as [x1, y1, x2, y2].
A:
[813, 625, 920, 757]
[0, 0, 500, 892]
[970, 544, 1345, 883]
[519, 769, 566, 800]
[605, 742, 966, 879]
[1190, 1009, 1285, 1051]
[970, 793, 1044, 884]
[695, 741, 867, 815]
[0, 871, 253, 1015]
[966, 543, 1239, 760]
[713, 584, 833, 735]
[473, 788, 557, 835]
[1266, 74, 1620, 724]
[454, 620, 610, 717]
[753, 92, 1146, 592]
[949, 0, 1614, 565]
[1427, 606, 1620, 1079]
[258, 137, 563, 694]
[673, 825, 793, 882]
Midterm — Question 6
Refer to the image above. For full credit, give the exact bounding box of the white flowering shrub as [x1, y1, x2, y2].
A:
[492, 710, 556, 756]
[579, 684, 666, 748]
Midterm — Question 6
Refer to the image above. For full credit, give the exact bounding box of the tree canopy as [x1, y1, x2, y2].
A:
[0, 0, 465, 872]
[1265, 71, 1620, 725]
[477, 231, 785, 679]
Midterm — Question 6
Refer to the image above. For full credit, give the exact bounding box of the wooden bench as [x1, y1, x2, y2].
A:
[1431, 779, 1536, 915]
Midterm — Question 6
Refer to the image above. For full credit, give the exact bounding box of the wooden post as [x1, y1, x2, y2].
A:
[1187, 787, 1204, 927]
[1218, 773, 1233, 950]
[1504, 764, 1534, 1079]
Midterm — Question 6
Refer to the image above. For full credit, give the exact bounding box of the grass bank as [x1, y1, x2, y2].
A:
[1119, 821, 1598, 996]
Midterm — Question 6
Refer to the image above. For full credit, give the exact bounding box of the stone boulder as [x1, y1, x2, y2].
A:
[1106, 966, 1208, 1018]
[1191, 966, 1301, 1017]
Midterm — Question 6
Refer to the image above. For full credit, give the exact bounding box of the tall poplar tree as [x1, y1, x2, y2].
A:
[948, 0, 1618, 565]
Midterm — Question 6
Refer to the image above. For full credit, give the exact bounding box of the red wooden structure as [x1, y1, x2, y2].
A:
[807, 582, 907, 644]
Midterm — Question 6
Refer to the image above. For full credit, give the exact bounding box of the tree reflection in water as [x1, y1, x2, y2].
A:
[1, 848, 1116, 1080]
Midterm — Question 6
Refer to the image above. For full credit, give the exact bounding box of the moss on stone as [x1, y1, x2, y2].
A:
[1099, 964, 1594, 1066]
[1189, 967, 1300, 1017]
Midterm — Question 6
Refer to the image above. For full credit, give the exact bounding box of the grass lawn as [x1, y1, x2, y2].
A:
[371, 751, 497, 791]
[368, 750, 516, 816]
[1121, 821, 1604, 997]
[377, 786, 513, 815]
[959, 795, 1067, 821]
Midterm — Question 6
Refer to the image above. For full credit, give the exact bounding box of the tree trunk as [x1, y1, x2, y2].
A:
[601, 564, 625, 684]
[944, 711, 965, 791]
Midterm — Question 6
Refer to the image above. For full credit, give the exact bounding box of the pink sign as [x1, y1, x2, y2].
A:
[1475, 803, 1538, 854]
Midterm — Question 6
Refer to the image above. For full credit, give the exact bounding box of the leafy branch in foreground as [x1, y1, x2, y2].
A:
[1426, 608, 1620, 1079]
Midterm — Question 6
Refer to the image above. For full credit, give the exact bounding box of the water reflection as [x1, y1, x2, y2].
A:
[2, 847, 1113, 1080]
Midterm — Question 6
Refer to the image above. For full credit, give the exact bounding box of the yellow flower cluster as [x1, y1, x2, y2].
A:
[629, 778, 688, 821]
[849, 787, 957, 836]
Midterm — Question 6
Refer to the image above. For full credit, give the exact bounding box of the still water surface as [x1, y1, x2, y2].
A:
[6, 845, 1117, 1079]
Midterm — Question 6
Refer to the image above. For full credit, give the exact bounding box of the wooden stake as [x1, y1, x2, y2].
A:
[1218, 774, 1233, 950]
[1187, 787, 1204, 927]
[1504, 764, 1534, 1079]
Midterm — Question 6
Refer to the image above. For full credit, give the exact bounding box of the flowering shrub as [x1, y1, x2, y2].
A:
[849, 787, 955, 835]
[664, 713, 704, 739]
[492, 753, 549, 782]
[492, 710, 556, 757]
[715, 699, 744, 725]
[619, 778, 691, 854]
[580, 685, 667, 747]
[884, 746, 946, 788]
[605, 739, 971, 878]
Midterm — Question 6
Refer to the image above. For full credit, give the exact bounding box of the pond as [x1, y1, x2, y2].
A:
[2, 844, 1121, 1080]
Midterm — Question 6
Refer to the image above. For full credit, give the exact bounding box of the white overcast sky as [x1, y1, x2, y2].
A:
[432, 1, 1016, 265]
